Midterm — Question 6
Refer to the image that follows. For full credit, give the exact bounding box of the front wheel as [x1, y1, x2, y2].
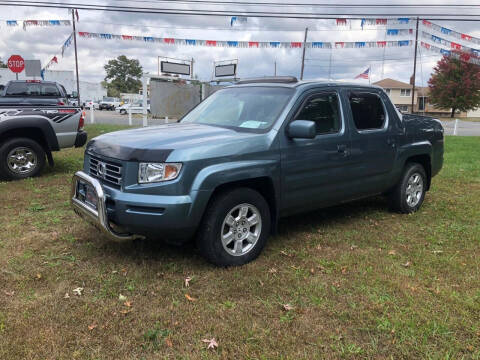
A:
[0, 138, 46, 180]
[197, 188, 271, 266]
[120, 109, 126, 115]
[388, 163, 427, 213]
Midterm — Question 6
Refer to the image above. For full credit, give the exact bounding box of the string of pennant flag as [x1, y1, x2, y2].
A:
[41, 33, 73, 75]
[78, 31, 412, 49]
[421, 31, 480, 57]
[421, 41, 480, 65]
[422, 20, 480, 46]
[5, 19, 71, 30]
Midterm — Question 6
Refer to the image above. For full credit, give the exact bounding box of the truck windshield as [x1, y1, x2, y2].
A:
[180, 87, 294, 130]
[5, 82, 61, 97]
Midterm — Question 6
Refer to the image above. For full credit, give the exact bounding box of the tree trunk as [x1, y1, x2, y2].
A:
[450, 108, 456, 118]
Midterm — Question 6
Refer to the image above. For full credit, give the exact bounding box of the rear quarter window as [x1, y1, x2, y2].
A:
[349, 92, 386, 131]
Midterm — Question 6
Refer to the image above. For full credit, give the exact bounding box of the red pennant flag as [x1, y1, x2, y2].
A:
[248, 41, 259, 47]
[461, 34, 472, 41]
[290, 42, 302, 48]
[52, 56, 58, 64]
[336, 19, 347, 26]
[377, 41, 386, 47]
[206, 40, 217, 46]
[376, 19, 387, 25]
[164, 38, 175, 44]
[451, 42, 461, 50]
[122, 35, 133, 40]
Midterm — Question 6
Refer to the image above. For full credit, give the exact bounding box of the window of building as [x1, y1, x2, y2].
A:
[295, 93, 342, 134]
[400, 89, 411, 97]
[385, 88, 391, 95]
[349, 92, 386, 130]
[398, 105, 409, 113]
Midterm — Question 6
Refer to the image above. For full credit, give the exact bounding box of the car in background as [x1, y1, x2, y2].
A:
[83, 99, 99, 110]
[116, 100, 150, 115]
[0, 80, 72, 106]
[99, 97, 121, 111]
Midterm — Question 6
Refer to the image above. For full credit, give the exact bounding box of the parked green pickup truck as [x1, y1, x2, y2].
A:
[71, 77, 444, 266]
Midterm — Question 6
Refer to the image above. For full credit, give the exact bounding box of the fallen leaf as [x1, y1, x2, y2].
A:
[35, 273, 42, 280]
[283, 304, 294, 311]
[118, 294, 127, 302]
[73, 287, 84, 296]
[165, 338, 173, 347]
[64, 293, 70, 299]
[184, 276, 192, 288]
[88, 324, 97, 331]
[280, 250, 293, 257]
[185, 294, 196, 302]
[401, 261, 411, 268]
[124, 301, 133, 307]
[388, 250, 396, 256]
[3, 290, 14, 296]
[268, 267, 278, 274]
[310, 268, 315, 275]
[350, 245, 358, 251]
[119, 309, 131, 315]
[341, 266, 348, 274]
[433, 250, 443, 254]
[202, 338, 218, 350]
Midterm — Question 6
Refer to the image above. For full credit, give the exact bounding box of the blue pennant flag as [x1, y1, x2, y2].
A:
[398, 40, 410, 46]
[100, 33, 112, 39]
[186, 39, 196, 45]
[143, 36, 154, 42]
[355, 42, 366, 48]
[441, 27, 452, 35]
[6, 20, 17, 26]
[440, 49, 451, 56]
[227, 41, 238, 47]
[49, 20, 60, 25]
[398, 18, 410, 24]
[387, 29, 399, 36]
[269, 42, 280, 48]
[312, 42, 324, 48]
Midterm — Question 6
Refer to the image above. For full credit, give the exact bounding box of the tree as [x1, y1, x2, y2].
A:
[104, 55, 143, 97]
[0, 58, 7, 68]
[428, 52, 480, 117]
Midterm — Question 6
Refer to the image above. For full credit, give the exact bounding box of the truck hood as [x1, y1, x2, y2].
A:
[86, 122, 261, 162]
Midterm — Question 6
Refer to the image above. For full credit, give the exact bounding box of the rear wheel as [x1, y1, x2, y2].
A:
[0, 138, 46, 180]
[197, 187, 271, 266]
[388, 163, 427, 213]
[120, 109, 127, 115]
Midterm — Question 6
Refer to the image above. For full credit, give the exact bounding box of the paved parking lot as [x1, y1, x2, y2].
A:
[440, 119, 480, 136]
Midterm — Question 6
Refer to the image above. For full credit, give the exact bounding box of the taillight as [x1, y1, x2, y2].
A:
[78, 112, 85, 131]
[57, 101, 65, 106]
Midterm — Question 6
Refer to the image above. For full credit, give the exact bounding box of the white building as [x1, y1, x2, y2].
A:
[0, 69, 106, 102]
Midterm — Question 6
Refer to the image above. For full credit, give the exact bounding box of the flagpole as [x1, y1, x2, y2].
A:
[71, 9, 80, 106]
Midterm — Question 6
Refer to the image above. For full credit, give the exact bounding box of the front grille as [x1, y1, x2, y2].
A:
[89, 156, 123, 187]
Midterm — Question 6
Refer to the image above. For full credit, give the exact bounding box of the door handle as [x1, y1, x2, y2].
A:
[387, 138, 396, 148]
[337, 144, 349, 156]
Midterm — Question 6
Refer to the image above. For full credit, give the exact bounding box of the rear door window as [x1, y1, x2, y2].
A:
[348, 92, 386, 131]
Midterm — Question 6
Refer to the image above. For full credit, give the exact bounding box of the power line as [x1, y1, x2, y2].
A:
[103, 0, 480, 9]
[1, 1, 480, 20]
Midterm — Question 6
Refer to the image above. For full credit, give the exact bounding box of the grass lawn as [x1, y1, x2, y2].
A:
[0, 125, 479, 359]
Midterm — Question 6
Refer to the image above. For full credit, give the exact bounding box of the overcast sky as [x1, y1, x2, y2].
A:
[0, 1, 479, 86]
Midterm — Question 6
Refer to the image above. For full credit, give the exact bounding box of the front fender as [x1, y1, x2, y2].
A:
[191, 159, 279, 191]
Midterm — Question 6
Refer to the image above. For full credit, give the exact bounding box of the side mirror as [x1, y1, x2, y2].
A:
[287, 120, 316, 139]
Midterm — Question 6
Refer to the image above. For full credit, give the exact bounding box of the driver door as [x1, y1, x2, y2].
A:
[280, 90, 353, 215]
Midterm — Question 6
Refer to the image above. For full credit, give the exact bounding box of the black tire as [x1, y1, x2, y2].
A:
[388, 162, 427, 213]
[197, 187, 271, 266]
[120, 109, 126, 115]
[0, 138, 46, 181]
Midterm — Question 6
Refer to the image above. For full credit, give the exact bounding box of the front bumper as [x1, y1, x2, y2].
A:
[71, 171, 145, 242]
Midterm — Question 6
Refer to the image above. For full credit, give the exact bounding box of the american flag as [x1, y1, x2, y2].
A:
[355, 67, 370, 79]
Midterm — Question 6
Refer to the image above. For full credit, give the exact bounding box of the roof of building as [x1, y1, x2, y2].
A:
[373, 78, 413, 89]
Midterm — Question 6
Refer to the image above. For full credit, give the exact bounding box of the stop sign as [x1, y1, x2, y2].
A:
[8, 55, 25, 73]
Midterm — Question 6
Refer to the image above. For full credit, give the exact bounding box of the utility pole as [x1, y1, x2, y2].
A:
[411, 17, 419, 114]
[300, 27, 308, 80]
[191, 57, 194, 80]
[71, 9, 80, 106]
[274, 60, 277, 76]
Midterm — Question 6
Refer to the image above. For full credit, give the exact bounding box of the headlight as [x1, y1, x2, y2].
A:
[138, 163, 182, 184]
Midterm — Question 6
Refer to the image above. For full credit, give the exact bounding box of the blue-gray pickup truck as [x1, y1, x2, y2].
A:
[71, 77, 444, 266]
